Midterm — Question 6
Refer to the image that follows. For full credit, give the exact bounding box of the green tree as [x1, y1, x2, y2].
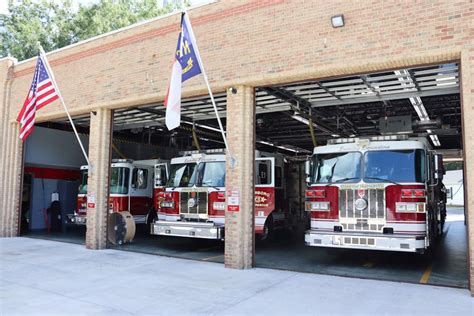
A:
[0, 0, 177, 61]
[1, 0, 76, 61]
[73, 0, 174, 41]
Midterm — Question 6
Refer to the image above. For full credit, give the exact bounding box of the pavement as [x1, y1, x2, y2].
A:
[1, 237, 473, 315]
[24, 207, 469, 289]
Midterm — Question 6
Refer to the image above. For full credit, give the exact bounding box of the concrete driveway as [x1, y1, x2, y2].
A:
[0, 238, 472, 315]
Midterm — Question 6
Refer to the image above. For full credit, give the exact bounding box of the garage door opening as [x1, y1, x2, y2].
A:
[20, 121, 90, 245]
[252, 62, 467, 288]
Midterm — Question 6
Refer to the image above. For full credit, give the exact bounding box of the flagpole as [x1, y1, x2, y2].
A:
[181, 10, 236, 167]
[38, 45, 90, 166]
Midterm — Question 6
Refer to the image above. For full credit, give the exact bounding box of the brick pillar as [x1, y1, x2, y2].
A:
[225, 85, 256, 269]
[0, 58, 23, 238]
[0, 123, 23, 237]
[85, 109, 112, 249]
[461, 47, 474, 295]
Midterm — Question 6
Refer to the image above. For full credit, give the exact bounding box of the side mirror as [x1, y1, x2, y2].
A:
[434, 154, 444, 180]
[155, 172, 162, 187]
[305, 160, 312, 184]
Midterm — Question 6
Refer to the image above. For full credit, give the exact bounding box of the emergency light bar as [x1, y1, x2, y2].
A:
[327, 135, 409, 145]
[180, 148, 226, 156]
[111, 159, 133, 163]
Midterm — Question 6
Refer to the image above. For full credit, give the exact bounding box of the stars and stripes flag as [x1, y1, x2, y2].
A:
[16, 52, 59, 140]
[164, 12, 202, 130]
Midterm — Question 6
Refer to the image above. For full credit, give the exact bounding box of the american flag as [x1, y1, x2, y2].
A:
[16, 53, 59, 140]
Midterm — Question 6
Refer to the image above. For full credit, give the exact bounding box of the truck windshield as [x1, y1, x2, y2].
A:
[110, 167, 130, 194]
[78, 169, 88, 194]
[311, 152, 361, 184]
[364, 149, 426, 183]
[201, 162, 226, 187]
[167, 162, 226, 187]
[167, 163, 199, 187]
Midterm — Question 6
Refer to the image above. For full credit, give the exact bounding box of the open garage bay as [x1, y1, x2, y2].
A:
[22, 62, 467, 290]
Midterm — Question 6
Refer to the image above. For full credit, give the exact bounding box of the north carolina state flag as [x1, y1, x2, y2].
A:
[165, 12, 202, 130]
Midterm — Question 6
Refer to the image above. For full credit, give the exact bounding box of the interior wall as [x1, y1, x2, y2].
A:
[25, 127, 89, 169]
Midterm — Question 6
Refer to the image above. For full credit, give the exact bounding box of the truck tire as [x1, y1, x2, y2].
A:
[146, 208, 157, 225]
[259, 214, 274, 241]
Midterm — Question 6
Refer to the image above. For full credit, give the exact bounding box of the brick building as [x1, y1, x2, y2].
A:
[0, 0, 473, 293]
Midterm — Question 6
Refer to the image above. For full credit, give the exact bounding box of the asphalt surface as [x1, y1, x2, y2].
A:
[23, 207, 468, 288]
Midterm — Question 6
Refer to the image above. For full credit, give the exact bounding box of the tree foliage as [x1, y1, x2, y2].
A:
[0, 0, 177, 61]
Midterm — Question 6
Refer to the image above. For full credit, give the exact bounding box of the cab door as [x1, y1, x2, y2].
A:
[254, 158, 275, 233]
[129, 166, 153, 221]
[154, 163, 169, 211]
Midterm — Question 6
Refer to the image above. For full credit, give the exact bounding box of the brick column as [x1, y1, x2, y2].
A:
[86, 109, 112, 249]
[461, 47, 474, 295]
[225, 85, 256, 269]
[0, 58, 23, 238]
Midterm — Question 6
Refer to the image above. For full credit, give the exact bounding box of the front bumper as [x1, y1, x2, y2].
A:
[151, 220, 224, 240]
[305, 230, 427, 253]
[67, 214, 87, 225]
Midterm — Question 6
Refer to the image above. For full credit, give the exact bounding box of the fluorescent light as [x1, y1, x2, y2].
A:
[427, 129, 441, 147]
[257, 140, 300, 153]
[292, 114, 311, 125]
[292, 113, 334, 135]
[257, 140, 273, 146]
[395, 69, 441, 147]
[429, 134, 441, 147]
[409, 97, 429, 121]
[182, 121, 223, 133]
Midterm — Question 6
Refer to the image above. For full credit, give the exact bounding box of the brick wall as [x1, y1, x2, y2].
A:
[4, 1, 472, 122]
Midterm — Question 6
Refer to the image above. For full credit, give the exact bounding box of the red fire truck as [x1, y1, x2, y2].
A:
[68, 159, 168, 226]
[304, 135, 446, 253]
[151, 149, 288, 240]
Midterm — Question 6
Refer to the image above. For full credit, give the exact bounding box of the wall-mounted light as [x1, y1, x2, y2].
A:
[331, 14, 344, 28]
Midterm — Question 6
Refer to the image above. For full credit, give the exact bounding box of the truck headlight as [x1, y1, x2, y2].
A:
[305, 201, 330, 212]
[396, 202, 426, 213]
[160, 201, 175, 208]
[213, 201, 226, 211]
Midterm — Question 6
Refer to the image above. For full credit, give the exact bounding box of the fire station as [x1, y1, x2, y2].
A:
[1, 0, 473, 295]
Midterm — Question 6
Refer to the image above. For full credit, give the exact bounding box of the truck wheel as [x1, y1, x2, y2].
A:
[146, 208, 157, 225]
[260, 215, 274, 241]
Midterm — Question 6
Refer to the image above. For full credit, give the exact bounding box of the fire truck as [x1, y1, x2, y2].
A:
[151, 149, 289, 240]
[304, 135, 447, 253]
[68, 159, 168, 226]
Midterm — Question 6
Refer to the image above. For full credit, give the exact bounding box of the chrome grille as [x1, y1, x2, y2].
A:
[180, 191, 208, 217]
[339, 188, 385, 231]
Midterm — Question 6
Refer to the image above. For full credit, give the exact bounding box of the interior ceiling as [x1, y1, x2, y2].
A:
[53, 63, 461, 155]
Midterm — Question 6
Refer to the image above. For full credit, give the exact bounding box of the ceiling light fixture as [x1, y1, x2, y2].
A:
[331, 14, 345, 28]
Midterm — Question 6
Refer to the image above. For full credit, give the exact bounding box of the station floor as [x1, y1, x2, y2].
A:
[23, 207, 468, 289]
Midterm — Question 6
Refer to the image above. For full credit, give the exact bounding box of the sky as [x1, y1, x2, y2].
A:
[0, 0, 212, 14]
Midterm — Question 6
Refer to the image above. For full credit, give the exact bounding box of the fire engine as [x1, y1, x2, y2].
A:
[304, 135, 447, 253]
[151, 149, 289, 240]
[67, 159, 168, 226]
